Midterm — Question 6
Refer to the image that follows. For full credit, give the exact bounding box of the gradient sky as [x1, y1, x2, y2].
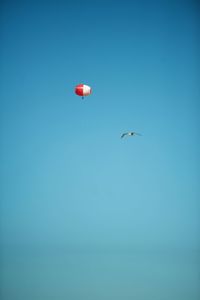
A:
[0, 0, 200, 298]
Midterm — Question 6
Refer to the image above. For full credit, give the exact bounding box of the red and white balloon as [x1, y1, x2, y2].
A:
[75, 84, 92, 98]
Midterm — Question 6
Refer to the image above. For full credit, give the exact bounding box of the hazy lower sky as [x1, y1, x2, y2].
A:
[0, 0, 199, 299]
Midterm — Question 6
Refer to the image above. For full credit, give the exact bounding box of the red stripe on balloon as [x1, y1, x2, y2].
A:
[75, 84, 84, 96]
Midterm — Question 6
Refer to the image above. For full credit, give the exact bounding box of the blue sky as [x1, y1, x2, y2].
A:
[1, 0, 199, 249]
[0, 0, 200, 300]
[0, 0, 199, 298]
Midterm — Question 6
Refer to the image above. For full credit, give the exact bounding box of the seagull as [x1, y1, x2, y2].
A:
[121, 132, 142, 138]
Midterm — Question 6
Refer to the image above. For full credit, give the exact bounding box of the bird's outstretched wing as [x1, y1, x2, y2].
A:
[121, 133, 128, 138]
[134, 132, 142, 136]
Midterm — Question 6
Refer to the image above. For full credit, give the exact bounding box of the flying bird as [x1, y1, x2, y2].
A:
[121, 132, 142, 138]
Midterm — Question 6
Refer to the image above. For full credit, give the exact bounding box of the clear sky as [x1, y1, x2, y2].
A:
[0, 0, 199, 299]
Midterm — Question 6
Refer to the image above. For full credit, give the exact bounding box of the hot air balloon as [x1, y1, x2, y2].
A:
[75, 84, 92, 99]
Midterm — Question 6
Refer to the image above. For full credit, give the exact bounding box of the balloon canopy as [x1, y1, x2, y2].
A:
[75, 84, 92, 97]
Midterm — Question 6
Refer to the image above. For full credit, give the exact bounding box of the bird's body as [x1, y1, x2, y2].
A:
[121, 132, 142, 138]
